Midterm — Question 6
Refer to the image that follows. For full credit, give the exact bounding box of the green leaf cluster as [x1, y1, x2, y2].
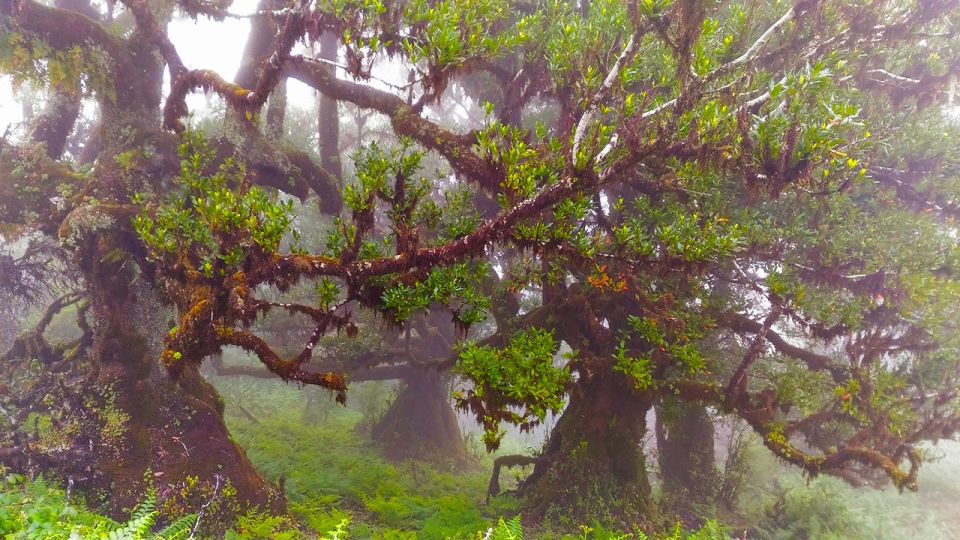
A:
[134, 131, 295, 278]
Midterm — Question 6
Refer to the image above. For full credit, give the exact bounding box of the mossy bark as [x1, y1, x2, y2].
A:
[76, 237, 284, 523]
[655, 400, 719, 527]
[370, 368, 468, 464]
[5, 1, 289, 529]
[521, 372, 656, 531]
[49, 32, 284, 521]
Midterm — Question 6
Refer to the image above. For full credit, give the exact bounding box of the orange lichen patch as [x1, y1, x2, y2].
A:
[181, 298, 211, 327]
[587, 265, 610, 288]
[585, 265, 628, 292]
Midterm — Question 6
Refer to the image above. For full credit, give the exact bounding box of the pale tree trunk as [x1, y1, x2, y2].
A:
[317, 30, 342, 180]
[655, 400, 719, 527]
[371, 368, 468, 464]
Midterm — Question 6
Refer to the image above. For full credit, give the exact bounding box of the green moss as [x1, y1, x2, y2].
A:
[98, 400, 131, 445]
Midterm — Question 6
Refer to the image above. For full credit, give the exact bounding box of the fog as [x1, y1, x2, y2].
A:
[1, 1, 959, 539]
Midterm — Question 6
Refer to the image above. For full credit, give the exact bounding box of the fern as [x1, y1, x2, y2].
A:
[320, 517, 351, 539]
[102, 492, 195, 540]
[107, 513, 155, 539]
[107, 493, 158, 540]
[157, 513, 198, 540]
[484, 515, 522, 540]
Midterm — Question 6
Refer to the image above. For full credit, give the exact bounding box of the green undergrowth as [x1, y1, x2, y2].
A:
[213, 374, 724, 539]
[0, 421, 725, 539]
[0, 366, 731, 538]
[0, 474, 194, 539]
[220, 380, 518, 539]
[0, 474, 726, 540]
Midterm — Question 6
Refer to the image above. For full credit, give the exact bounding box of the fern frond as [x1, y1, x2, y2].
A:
[157, 513, 197, 540]
[108, 511, 157, 540]
[490, 515, 523, 540]
[320, 517, 351, 540]
[106, 492, 158, 540]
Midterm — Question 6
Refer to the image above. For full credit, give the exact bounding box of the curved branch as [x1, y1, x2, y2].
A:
[1, 292, 80, 364]
[285, 55, 502, 193]
[1, 0, 136, 80]
[716, 311, 846, 382]
[215, 327, 347, 401]
[164, 69, 259, 132]
[727, 7, 795, 67]
[572, 30, 642, 166]
[668, 379, 918, 490]
[487, 454, 541, 499]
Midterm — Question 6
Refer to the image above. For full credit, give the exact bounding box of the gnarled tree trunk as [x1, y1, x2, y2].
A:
[69, 223, 284, 524]
[0, 0, 287, 522]
[521, 371, 656, 531]
[370, 368, 468, 464]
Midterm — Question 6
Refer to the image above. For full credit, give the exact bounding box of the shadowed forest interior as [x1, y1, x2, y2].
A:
[1, 0, 960, 538]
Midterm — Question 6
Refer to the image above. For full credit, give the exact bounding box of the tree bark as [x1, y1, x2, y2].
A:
[316, 30, 342, 181]
[655, 400, 719, 527]
[265, 78, 287, 140]
[71, 231, 284, 524]
[520, 371, 656, 531]
[370, 367, 468, 464]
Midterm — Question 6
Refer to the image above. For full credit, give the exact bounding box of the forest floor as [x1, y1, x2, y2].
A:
[1, 361, 957, 539]
[213, 373, 526, 539]
[212, 366, 960, 540]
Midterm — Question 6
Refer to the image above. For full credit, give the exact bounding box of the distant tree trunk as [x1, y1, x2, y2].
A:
[371, 368, 468, 463]
[25, 0, 90, 159]
[28, 87, 80, 159]
[266, 78, 287, 140]
[521, 371, 656, 530]
[317, 30, 342, 180]
[655, 400, 719, 527]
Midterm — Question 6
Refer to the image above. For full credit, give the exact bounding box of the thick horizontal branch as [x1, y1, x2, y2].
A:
[667, 380, 917, 490]
[0, 0, 135, 78]
[259, 140, 667, 289]
[215, 326, 347, 402]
